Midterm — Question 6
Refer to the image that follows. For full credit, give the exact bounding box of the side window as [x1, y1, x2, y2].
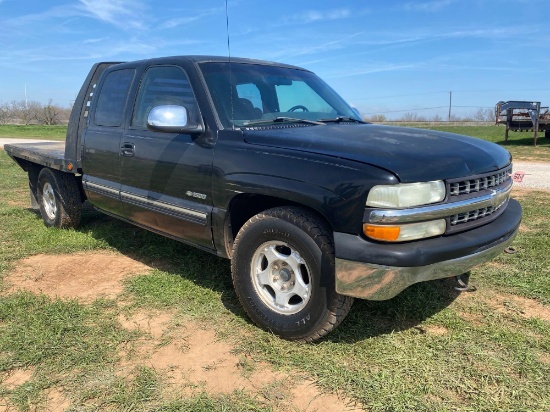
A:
[236, 83, 262, 111]
[132, 66, 196, 129]
[94, 69, 135, 127]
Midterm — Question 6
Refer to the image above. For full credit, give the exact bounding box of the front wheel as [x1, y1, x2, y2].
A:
[231, 207, 353, 342]
[37, 168, 82, 229]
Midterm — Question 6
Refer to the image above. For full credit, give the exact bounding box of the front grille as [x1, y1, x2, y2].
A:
[445, 165, 512, 232]
[449, 165, 512, 196]
[450, 205, 501, 226]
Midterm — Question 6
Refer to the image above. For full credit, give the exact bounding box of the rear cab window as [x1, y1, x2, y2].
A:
[94, 69, 135, 127]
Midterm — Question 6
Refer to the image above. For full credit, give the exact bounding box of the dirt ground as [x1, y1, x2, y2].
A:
[2, 251, 361, 412]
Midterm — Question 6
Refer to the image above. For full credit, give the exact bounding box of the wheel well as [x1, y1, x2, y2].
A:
[224, 194, 332, 257]
[25, 163, 86, 204]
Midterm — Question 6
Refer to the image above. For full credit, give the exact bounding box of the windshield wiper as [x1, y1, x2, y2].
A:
[318, 116, 367, 124]
[244, 117, 325, 126]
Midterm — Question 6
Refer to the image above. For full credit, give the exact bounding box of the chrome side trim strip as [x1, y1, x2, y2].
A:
[84, 180, 208, 224]
[85, 180, 119, 199]
[335, 229, 517, 300]
[120, 191, 207, 224]
[369, 180, 513, 224]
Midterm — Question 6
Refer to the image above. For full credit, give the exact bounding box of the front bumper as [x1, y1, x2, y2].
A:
[334, 199, 522, 300]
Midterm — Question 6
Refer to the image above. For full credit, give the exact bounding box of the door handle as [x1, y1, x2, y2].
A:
[121, 143, 135, 157]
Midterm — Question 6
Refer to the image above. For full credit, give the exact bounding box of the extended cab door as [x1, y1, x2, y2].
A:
[81, 67, 136, 215]
[118, 65, 215, 249]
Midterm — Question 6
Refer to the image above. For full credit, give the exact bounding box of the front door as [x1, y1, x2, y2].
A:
[118, 65, 215, 249]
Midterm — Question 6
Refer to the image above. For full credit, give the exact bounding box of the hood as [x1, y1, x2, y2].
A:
[242, 124, 512, 182]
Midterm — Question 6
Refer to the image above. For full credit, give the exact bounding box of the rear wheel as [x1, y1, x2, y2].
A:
[231, 207, 353, 342]
[37, 168, 82, 228]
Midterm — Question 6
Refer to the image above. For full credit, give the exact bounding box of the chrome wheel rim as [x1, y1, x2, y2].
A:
[251, 241, 312, 315]
[42, 182, 57, 220]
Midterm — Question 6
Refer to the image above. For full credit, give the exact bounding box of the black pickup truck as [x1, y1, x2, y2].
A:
[5, 56, 522, 342]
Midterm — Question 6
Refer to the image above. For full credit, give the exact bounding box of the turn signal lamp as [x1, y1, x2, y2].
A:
[364, 219, 446, 242]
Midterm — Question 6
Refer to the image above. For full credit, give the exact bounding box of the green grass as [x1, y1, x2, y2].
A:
[1, 145, 549, 410]
[0, 125, 67, 141]
[414, 125, 550, 161]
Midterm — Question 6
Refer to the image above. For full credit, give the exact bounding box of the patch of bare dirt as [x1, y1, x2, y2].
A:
[457, 311, 484, 326]
[424, 325, 449, 335]
[45, 388, 70, 411]
[1, 368, 34, 390]
[0, 368, 37, 411]
[5, 252, 152, 303]
[6, 199, 28, 208]
[5, 253, 359, 410]
[494, 294, 550, 322]
[458, 290, 550, 322]
[538, 352, 550, 365]
[118, 311, 359, 411]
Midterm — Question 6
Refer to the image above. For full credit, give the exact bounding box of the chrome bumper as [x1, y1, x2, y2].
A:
[335, 230, 517, 300]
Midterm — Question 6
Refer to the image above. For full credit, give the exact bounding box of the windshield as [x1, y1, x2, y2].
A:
[199, 62, 362, 128]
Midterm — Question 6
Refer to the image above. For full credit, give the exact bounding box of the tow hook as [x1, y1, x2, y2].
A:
[454, 274, 477, 292]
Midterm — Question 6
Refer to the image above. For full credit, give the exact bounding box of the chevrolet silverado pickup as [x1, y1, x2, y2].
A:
[5, 56, 522, 341]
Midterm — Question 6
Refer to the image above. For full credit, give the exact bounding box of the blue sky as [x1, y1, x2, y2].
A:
[1, 0, 550, 119]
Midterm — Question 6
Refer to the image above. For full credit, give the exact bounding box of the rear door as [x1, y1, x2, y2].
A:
[81, 68, 136, 215]
[118, 65, 215, 249]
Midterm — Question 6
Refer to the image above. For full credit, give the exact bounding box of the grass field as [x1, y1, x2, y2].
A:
[0, 125, 67, 141]
[415, 125, 550, 162]
[1, 124, 549, 161]
[0, 132, 549, 410]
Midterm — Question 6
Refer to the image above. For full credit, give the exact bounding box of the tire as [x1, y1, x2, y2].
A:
[545, 129, 550, 139]
[37, 168, 82, 229]
[231, 207, 353, 342]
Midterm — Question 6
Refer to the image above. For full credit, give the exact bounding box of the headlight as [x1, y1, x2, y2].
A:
[366, 181, 445, 208]
[364, 220, 446, 242]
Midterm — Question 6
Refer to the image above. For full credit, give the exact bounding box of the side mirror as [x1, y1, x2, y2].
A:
[147, 105, 203, 134]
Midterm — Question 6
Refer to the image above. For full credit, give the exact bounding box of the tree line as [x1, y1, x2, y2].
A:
[364, 107, 496, 123]
[1, 100, 497, 126]
[0, 100, 72, 125]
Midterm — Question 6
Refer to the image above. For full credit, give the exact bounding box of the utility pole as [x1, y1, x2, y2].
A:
[448, 91, 452, 122]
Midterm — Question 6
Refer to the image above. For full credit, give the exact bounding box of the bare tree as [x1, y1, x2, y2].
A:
[472, 108, 486, 121]
[364, 114, 387, 122]
[449, 113, 464, 122]
[399, 112, 427, 122]
[470, 107, 497, 122]
[57, 106, 72, 124]
[39, 99, 60, 125]
[483, 108, 496, 122]
[10, 100, 42, 125]
[0, 102, 10, 124]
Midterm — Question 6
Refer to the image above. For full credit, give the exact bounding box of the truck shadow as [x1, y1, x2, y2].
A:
[76, 207, 464, 344]
[324, 278, 464, 343]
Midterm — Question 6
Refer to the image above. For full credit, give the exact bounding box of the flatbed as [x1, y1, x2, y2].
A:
[5, 142, 70, 172]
